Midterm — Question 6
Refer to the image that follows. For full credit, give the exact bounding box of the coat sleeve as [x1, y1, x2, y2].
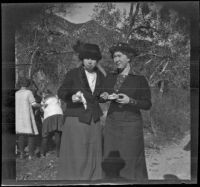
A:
[57, 70, 75, 103]
[97, 72, 114, 103]
[99, 73, 115, 97]
[130, 76, 152, 110]
[95, 72, 108, 103]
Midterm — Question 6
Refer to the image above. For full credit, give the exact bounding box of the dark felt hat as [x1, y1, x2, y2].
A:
[73, 41, 102, 61]
[109, 42, 138, 57]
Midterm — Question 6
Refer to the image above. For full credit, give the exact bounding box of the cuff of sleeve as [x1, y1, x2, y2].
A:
[129, 97, 137, 105]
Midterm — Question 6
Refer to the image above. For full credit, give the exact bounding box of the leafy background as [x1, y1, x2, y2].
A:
[15, 2, 191, 145]
[12, 2, 197, 181]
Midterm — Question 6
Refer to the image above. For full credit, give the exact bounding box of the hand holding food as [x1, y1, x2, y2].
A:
[116, 93, 130, 104]
[72, 91, 87, 109]
[100, 92, 109, 100]
[72, 93, 81, 103]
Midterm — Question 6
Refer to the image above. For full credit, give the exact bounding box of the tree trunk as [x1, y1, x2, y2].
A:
[125, 2, 140, 41]
[28, 47, 39, 78]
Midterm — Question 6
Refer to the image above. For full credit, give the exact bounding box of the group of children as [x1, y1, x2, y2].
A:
[16, 79, 64, 160]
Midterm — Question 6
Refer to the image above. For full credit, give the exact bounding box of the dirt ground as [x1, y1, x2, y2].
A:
[145, 131, 190, 180]
[16, 131, 191, 182]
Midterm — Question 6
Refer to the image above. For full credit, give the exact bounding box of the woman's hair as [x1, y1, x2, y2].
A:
[43, 93, 56, 101]
[116, 51, 133, 62]
[18, 77, 31, 88]
[109, 42, 138, 61]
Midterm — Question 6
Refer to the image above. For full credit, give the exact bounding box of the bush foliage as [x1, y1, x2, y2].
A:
[15, 3, 191, 142]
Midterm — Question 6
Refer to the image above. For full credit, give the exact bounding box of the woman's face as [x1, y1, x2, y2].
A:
[113, 51, 130, 70]
[83, 58, 97, 72]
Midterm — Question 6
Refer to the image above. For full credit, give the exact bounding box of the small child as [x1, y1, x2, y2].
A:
[41, 93, 63, 157]
[15, 78, 41, 160]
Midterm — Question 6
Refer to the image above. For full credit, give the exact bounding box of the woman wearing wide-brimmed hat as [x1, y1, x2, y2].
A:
[100, 42, 152, 180]
[57, 41, 105, 180]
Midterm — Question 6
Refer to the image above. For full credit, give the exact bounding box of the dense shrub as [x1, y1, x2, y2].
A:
[142, 88, 190, 143]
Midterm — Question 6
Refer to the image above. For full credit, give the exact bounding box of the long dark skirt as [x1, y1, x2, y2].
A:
[57, 116, 103, 180]
[103, 115, 148, 180]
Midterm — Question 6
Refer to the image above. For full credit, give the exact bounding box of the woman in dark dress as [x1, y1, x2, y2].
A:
[100, 42, 152, 180]
[57, 42, 105, 180]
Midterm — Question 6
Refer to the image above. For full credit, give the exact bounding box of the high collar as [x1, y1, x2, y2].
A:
[120, 63, 130, 76]
[116, 63, 130, 76]
[84, 69, 97, 75]
[112, 63, 138, 76]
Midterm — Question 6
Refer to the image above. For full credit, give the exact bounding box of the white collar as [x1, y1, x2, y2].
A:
[85, 69, 96, 76]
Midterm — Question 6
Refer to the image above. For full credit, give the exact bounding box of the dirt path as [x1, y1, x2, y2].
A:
[16, 132, 191, 181]
[145, 132, 191, 180]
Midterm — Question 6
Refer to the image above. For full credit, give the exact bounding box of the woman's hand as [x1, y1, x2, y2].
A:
[116, 93, 130, 104]
[72, 94, 82, 103]
[100, 92, 109, 100]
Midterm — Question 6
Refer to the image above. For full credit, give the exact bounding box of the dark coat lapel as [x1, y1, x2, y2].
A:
[79, 66, 92, 94]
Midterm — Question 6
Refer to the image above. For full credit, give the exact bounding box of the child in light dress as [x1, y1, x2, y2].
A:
[15, 78, 41, 160]
[40, 92, 63, 157]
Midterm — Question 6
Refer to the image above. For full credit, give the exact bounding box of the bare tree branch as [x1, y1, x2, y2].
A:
[33, 29, 38, 46]
[42, 50, 73, 55]
[130, 3, 140, 28]
[125, 2, 140, 41]
[159, 61, 169, 74]
[28, 47, 39, 78]
[136, 53, 164, 58]
[144, 59, 153, 65]
[149, 59, 166, 82]
[129, 3, 134, 20]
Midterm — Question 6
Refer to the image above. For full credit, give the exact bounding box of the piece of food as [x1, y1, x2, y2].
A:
[76, 91, 87, 109]
[108, 93, 119, 100]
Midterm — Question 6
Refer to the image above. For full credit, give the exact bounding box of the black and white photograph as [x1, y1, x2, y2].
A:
[2, 2, 199, 185]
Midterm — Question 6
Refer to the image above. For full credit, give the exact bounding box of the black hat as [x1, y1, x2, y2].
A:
[73, 41, 102, 61]
[109, 42, 138, 58]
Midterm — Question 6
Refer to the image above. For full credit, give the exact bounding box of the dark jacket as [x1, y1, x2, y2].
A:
[103, 72, 152, 121]
[57, 66, 105, 124]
